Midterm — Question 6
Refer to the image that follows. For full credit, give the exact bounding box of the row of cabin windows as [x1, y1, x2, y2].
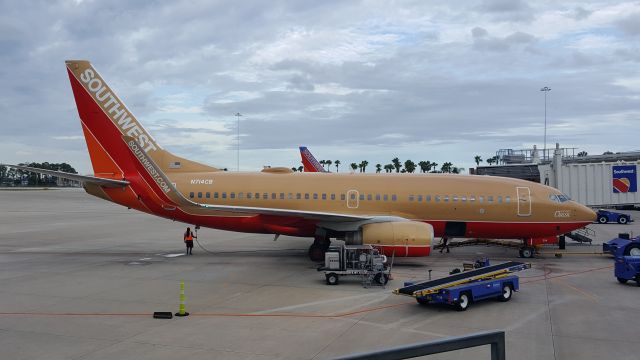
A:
[187, 191, 509, 204]
[187, 191, 399, 201]
[408, 194, 511, 204]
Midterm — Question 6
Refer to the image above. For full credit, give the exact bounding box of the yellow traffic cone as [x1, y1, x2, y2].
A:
[175, 281, 189, 317]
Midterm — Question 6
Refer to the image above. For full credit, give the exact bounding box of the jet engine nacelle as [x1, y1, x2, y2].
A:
[361, 221, 433, 257]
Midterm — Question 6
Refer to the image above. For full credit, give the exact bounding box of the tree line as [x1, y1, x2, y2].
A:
[0, 163, 78, 186]
[292, 157, 464, 174]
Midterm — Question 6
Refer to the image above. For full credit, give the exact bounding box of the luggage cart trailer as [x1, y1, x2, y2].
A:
[319, 245, 391, 286]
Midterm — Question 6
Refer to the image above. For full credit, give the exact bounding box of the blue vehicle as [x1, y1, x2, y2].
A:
[603, 235, 640, 256]
[394, 261, 530, 311]
[615, 256, 640, 286]
[596, 209, 632, 224]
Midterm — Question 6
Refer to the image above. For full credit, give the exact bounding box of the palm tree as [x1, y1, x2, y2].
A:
[291, 167, 297, 172]
[474, 155, 482, 166]
[375, 164, 382, 173]
[441, 162, 453, 173]
[325, 160, 332, 171]
[298, 166, 303, 172]
[334, 160, 341, 172]
[360, 160, 369, 173]
[392, 157, 402, 173]
[418, 161, 428, 173]
[404, 159, 416, 173]
[350, 162, 358, 172]
[577, 151, 588, 157]
[384, 164, 394, 173]
[319, 160, 326, 170]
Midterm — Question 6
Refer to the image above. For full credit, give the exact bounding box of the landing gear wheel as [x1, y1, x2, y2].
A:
[617, 277, 628, 284]
[498, 284, 512, 302]
[455, 293, 470, 311]
[416, 297, 429, 305]
[520, 247, 534, 259]
[598, 216, 608, 224]
[374, 273, 388, 285]
[309, 245, 325, 262]
[624, 244, 640, 256]
[618, 217, 628, 224]
[326, 273, 339, 285]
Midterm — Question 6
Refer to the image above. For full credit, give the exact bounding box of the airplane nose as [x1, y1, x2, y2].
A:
[575, 204, 596, 223]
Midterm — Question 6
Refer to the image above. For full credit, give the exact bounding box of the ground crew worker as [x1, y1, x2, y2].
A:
[184, 227, 196, 255]
[440, 236, 450, 253]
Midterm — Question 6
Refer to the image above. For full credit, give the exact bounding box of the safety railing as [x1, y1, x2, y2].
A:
[330, 330, 505, 360]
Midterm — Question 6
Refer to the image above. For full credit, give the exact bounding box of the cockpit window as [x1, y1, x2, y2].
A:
[549, 193, 571, 203]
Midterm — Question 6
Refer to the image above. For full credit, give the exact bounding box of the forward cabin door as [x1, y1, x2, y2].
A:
[516, 186, 532, 216]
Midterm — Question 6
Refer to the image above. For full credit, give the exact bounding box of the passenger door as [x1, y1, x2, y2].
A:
[346, 189, 359, 209]
[516, 187, 531, 217]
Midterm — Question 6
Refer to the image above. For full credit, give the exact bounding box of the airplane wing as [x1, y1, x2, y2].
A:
[1, 164, 129, 188]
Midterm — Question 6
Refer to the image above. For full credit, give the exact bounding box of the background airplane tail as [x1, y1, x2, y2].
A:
[299, 146, 327, 172]
[65, 60, 219, 179]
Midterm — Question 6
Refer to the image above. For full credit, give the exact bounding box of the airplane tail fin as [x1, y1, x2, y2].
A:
[65, 60, 219, 180]
[299, 146, 327, 172]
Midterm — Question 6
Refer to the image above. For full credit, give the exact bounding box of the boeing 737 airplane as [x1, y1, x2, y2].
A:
[4, 60, 596, 261]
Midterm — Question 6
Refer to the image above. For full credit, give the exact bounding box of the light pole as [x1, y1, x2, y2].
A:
[540, 86, 551, 161]
[234, 112, 242, 171]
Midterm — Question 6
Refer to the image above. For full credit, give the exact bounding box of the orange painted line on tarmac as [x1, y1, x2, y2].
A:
[0, 302, 415, 319]
[521, 265, 612, 284]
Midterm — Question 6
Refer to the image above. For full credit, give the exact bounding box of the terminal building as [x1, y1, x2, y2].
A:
[473, 144, 640, 208]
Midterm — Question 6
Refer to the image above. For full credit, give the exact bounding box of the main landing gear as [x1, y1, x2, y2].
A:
[309, 236, 331, 262]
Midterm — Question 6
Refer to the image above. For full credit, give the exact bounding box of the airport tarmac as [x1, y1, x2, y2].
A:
[1, 188, 639, 360]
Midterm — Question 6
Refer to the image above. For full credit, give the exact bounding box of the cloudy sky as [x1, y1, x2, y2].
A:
[1, 0, 639, 174]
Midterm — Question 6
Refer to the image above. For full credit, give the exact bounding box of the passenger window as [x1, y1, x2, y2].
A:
[296, 193, 301, 200]
[478, 196, 484, 203]
[230, 192, 235, 199]
[272, 193, 276, 199]
[487, 196, 493, 203]
[341, 194, 346, 201]
[461, 196, 467, 202]
[331, 194, 336, 200]
[322, 193, 327, 200]
[263, 193, 268, 199]
[214, 192, 219, 199]
[498, 196, 502, 203]
[305, 193, 310, 200]
[287, 193, 292, 200]
[198, 192, 202, 198]
[444, 195, 449, 202]
[375, 194, 381, 201]
[213, 192, 217, 199]
[392, 195, 397, 201]
[367, 194, 372, 201]
[359, 194, 364, 201]
[350, 193, 356, 200]
[417, 195, 422, 202]
[435, 195, 440, 202]
[426, 195, 431, 202]
[280, 193, 285, 200]
[255, 193, 260, 199]
[452, 196, 458, 202]
[383, 194, 388, 201]
[313, 193, 318, 200]
[247, 192, 252, 199]
[189, 192, 194, 198]
[222, 192, 227, 199]
[505, 196, 510, 203]
[409, 195, 415, 202]
[470, 196, 476, 202]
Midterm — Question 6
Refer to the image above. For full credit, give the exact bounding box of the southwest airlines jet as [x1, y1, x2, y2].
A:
[4, 61, 596, 261]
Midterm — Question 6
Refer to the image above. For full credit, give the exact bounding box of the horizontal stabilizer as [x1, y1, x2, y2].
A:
[1, 164, 129, 188]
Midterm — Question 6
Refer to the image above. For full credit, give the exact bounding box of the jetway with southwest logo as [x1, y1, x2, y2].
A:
[538, 144, 640, 207]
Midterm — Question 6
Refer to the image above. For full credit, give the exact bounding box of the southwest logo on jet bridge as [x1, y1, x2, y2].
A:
[612, 165, 637, 193]
[80, 68, 158, 153]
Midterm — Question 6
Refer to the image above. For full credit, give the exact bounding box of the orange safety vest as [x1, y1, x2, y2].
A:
[184, 233, 193, 241]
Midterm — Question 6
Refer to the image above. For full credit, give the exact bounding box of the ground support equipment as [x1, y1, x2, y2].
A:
[319, 244, 391, 287]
